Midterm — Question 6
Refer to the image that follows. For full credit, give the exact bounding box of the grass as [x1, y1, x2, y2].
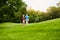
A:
[0, 18, 60, 40]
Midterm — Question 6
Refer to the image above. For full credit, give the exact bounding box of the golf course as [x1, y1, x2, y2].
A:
[0, 18, 60, 40]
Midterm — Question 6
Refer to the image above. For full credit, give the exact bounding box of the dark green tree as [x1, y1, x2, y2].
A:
[0, 0, 27, 23]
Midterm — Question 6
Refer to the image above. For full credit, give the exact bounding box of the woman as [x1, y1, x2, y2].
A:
[22, 15, 25, 24]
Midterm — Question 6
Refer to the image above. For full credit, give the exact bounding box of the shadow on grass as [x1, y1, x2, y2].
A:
[0, 27, 11, 30]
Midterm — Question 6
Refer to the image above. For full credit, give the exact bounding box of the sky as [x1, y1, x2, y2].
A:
[23, 0, 60, 12]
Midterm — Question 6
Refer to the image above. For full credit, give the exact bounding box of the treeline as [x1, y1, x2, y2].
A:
[0, 0, 60, 23]
[27, 7, 60, 23]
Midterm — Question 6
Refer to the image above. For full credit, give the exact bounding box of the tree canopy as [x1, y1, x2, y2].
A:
[0, 0, 27, 23]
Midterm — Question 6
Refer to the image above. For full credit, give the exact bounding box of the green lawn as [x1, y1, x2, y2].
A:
[0, 18, 60, 40]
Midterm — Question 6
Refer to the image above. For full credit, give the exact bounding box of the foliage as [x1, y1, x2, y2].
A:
[0, 0, 27, 23]
[27, 6, 60, 23]
[0, 1, 60, 23]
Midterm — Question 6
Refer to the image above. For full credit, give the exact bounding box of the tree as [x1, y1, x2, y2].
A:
[0, 0, 27, 23]
[57, 1, 60, 7]
[47, 6, 60, 19]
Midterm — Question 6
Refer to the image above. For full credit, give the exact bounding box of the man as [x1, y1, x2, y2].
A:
[25, 14, 29, 24]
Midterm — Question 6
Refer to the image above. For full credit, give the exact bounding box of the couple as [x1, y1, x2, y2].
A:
[22, 14, 29, 24]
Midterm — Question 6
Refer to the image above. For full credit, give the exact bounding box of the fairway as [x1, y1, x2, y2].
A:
[0, 18, 60, 40]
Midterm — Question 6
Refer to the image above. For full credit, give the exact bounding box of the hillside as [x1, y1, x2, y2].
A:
[0, 18, 60, 40]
